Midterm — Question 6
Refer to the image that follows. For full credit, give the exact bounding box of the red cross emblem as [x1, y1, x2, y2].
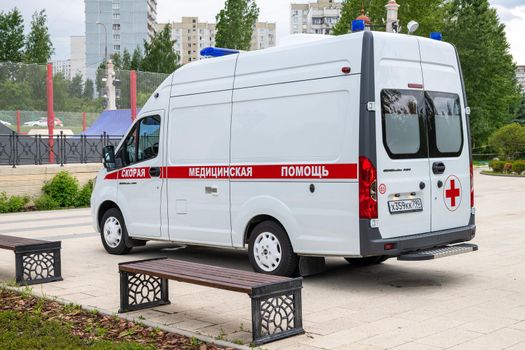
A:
[444, 175, 462, 211]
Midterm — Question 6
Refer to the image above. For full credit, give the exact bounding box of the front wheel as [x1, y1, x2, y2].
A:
[248, 221, 298, 277]
[100, 208, 132, 255]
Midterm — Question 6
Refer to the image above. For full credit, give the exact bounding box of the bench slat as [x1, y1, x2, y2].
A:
[0, 234, 52, 250]
[119, 258, 292, 294]
[137, 259, 288, 284]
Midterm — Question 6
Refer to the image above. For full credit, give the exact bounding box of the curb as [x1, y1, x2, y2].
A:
[480, 171, 525, 178]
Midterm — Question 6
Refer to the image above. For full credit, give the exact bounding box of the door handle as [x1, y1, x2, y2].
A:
[149, 167, 161, 177]
[205, 186, 218, 195]
[432, 162, 446, 175]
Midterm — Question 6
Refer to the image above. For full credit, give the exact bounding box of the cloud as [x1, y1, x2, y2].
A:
[492, 4, 525, 64]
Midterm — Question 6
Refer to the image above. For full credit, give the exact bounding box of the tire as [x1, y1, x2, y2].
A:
[248, 221, 299, 277]
[345, 255, 389, 266]
[100, 208, 132, 255]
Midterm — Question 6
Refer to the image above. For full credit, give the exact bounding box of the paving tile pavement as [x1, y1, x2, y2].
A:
[0, 170, 524, 349]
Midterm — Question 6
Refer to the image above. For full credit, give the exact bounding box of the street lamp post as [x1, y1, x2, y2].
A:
[96, 21, 116, 110]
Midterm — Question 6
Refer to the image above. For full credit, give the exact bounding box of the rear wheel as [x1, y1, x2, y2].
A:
[248, 221, 298, 277]
[345, 255, 389, 266]
[100, 208, 132, 255]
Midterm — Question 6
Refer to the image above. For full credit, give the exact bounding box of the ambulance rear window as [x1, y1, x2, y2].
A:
[426, 92, 463, 157]
[381, 90, 426, 159]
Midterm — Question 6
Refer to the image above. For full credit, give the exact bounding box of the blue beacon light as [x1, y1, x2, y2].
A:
[351, 19, 365, 32]
[430, 32, 442, 41]
[200, 47, 239, 57]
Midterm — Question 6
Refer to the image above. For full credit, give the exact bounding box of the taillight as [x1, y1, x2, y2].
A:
[359, 156, 378, 219]
[470, 161, 474, 207]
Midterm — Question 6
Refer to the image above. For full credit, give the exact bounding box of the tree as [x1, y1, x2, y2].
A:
[140, 25, 179, 74]
[130, 47, 143, 70]
[24, 10, 54, 64]
[111, 52, 122, 69]
[83, 78, 94, 99]
[0, 8, 25, 62]
[122, 49, 132, 70]
[69, 73, 83, 98]
[515, 93, 525, 125]
[488, 123, 525, 160]
[444, 0, 521, 146]
[333, 0, 445, 37]
[215, 0, 259, 50]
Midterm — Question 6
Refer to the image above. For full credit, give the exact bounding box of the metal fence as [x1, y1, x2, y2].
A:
[0, 132, 122, 167]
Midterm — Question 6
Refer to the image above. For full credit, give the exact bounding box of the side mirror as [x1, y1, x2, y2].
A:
[102, 145, 116, 170]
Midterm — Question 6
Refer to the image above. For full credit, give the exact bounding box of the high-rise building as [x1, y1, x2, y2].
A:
[85, 0, 157, 73]
[251, 22, 276, 51]
[160, 17, 276, 65]
[290, 0, 342, 35]
[52, 59, 71, 79]
[166, 17, 216, 65]
[70, 36, 86, 79]
[517, 65, 525, 93]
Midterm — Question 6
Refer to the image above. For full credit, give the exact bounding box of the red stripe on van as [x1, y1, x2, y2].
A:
[164, 163, 357, 180]
[104, 167, 151, 180]
[105, 164, 357, 180]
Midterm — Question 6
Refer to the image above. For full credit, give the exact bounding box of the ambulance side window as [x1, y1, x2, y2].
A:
[122, 125, 138, 166]
[137, 115, 161, 162]
[119, 115, 161, 167]
[381, 90, 427, 159]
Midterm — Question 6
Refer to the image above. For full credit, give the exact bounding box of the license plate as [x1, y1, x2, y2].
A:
[388, 198, 423, 214]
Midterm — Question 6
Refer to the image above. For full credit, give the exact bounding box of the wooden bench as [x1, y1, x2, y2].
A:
[118, 258, 304, 345]
[0, 234, 62, 285]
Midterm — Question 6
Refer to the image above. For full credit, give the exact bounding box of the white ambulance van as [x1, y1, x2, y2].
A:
[92, 31, 477, 276]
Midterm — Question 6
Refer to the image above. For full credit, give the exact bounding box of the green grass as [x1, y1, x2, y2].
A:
[0, 311, 153, 350]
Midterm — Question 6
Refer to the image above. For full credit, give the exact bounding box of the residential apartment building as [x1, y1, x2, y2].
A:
[291, 0, 342, 35]
[517, 65, 525, 93]
[52, 59, 71, 79]
[70, 36, 86, 79]
[251, 22, 276, 51]
[85, 0, 157, 77]
[165, 17, 216, 65]
[161, 17, 276, 65]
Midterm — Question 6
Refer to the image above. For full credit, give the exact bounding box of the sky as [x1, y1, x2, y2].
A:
[0, 0, 524, 64]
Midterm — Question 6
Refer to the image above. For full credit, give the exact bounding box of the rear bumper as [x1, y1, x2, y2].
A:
[359, 214, 476, 257]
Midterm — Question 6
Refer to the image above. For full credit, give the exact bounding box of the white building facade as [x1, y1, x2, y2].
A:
[517, 65, 525, 93]
[291, 0, 342, 35]
[52, 59, 71, 79]
[70, 36, 86, 79]
[160, 18, 276, 65]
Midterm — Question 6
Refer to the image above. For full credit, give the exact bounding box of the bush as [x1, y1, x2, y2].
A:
[512, 160, 525, 174]
[489, 160, 505, 172]
[75, 180, 94, 207]
[0, 192, 29, 213]
[504, 162, 513, 173]
[42, 171, 80, 208]
[488, 123, 525, 160]
[34, 194, 60, 211]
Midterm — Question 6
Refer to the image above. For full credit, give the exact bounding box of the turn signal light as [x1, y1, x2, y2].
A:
[359, 156, 378, 219]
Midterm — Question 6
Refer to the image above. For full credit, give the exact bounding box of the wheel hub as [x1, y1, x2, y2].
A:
[254, 232, 282, 272]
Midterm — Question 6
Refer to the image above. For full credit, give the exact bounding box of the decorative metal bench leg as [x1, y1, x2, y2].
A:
[119, 271, 170, 313]
[14, 243, 63, 285]
[251, 278, 304, 345]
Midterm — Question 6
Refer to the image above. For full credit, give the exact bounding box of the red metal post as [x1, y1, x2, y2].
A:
[47, 63, 55, 163]
[130, 70, 137, 121]
[16, 110, 20, 133]
[83, 112, 87, 131]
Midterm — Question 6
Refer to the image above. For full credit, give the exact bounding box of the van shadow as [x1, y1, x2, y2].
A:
[133, 242, 470, 292]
